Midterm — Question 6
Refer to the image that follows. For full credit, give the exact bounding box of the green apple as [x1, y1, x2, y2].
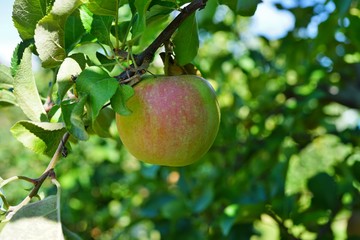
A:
[116, 75, 220, 166]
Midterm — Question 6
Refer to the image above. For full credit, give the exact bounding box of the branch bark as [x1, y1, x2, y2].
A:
[115, 0, 207, 82]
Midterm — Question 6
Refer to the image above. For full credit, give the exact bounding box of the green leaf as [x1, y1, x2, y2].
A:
[110, 84, 134, 116]
[86, 0, 118, 16]
[173, 13, 199, 65]
[192, 185, 214, 213]
[10, 40, 34, 77]
[56, 58, 82, 100]
[65, 9, 86, 51]
[0, 65, 14, 87]
[12, 0, 50, 40]
[79, 5, 93, 33]
[0, 195, 64, 240]
[91, 107, 115, 138]
[76, 66, 118, 121]
[236, 0, 261, 16]
[0, 90, 17, 107]
[131, 0, 152, 39]
[10, 121, 66, 156]
[91, 15, 114, 45]
[61, 97, 89, 141]
[308, 172, 338, 210]
[34, 0, 82, 68]
[218, 0, 261, 16]
[13, 47, 48, 122]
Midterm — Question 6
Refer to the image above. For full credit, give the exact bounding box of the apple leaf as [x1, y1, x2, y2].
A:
[0, 90, 17, 107]
[13, 47, 48, 122]
[131, 0, 152, 39]
[218, 0, 261, 16]
[0, 195, 64, 240]
[12, 0, 50, 40]
[10, 121, 66, 156]
[110, 84, 134, 116]
[64, 10, 87, 51]
[79, 5, 93, 33]
[34, 0, 82, 68]
[76, 66, 118, 121]
[0, 65, 13, 87]
[10, 40, 34, 77]
[91, 15, 114, 45]
[172, 13, 199, 66]
[61, 97, 89, 141]
[91, 107, 115, 138]
[56, 58, 82, 100]
[86, 0, 119, 16]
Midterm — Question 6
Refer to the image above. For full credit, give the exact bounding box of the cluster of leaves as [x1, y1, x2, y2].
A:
[1, 0, 360, 239]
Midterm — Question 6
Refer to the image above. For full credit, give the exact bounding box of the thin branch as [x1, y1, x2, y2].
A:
[44, 132, 70, 173]
[115, 0, 208, 82]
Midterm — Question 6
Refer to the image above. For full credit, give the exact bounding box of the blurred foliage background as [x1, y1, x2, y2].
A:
[2, 0, 360, 239]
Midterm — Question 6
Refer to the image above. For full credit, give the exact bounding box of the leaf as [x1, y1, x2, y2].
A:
[56, 58, 82, 100]
[192, 185, 214, 213]
[86, 0, 118, 16]
[218, 0, 261, 16]
[13, 47, 48, 122]
[0, 195, 65, 240]
[10, 40, 34, 77]
[172, 13, 199, 66]
[79, 5, 93, 33]
[34, 0, 82, 68]
[64, 9, 86, 51]
[0, 65, 14, 87]
[131, 0, 152, 39]
[61, 97, 89, 141]
[10, 121, 66, 156]
[12, 0, 50, 40]
[76, 66, 118, 121]
[110, 84, 134, 116]
[0, 90, 17, 107]
[308, 172, 338, 210]
[91, 15, 114, 45]
[91, 107, 115, 138]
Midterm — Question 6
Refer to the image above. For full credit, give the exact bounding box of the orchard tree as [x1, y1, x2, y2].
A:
[1, 0, 360, 239]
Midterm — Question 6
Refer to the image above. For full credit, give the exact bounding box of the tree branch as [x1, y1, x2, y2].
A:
[115, 0, 207, 82]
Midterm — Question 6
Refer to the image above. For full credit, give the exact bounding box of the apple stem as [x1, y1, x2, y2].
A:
[115, 0, 208, 82]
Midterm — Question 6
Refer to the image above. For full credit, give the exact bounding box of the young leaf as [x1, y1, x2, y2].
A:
[0, 196, 64, 240]
[12, 0, 50, 40]
[56, 58, 82, 100]
[34, 0, 82, 68]
[13, 47, 48, 122]
[172, 13, 199, 66]
[91, 15, 114, 46]
[10, 121, 66, 156]
[218, 0, 261, 16]
[110, 84, 134, 116]
[61, 97, 89, 141]
[76, 66, 118, 121]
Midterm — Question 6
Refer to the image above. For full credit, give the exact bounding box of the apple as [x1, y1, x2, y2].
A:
[116, 75, 220, 166]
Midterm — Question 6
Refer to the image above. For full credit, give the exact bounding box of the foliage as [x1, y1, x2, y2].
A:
[1, 0, 360, 239]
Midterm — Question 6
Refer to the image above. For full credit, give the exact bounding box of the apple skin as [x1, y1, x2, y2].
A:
[116, 75, 220, 166]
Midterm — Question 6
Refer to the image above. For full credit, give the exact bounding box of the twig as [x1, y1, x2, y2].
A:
[3, 132, 70, 221]
[44, 132, 70, 173]
[115, 0, 207, 82]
